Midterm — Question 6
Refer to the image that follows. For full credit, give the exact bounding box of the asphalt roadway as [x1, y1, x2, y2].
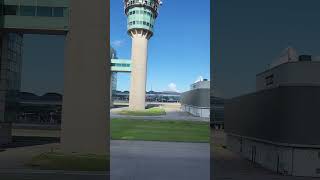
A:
[111, 140, 210, 180]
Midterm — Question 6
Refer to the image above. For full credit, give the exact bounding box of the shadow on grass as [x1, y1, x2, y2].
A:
[0, 136, 59, 149]
[28, 152, 109, 171]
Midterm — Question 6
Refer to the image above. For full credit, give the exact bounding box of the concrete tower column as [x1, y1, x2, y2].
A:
[129, 31, 150, 110]
[61, 0, 109, 155]
[124, 0, 162, 110]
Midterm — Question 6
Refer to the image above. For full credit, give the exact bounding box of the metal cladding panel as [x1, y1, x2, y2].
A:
[225, 86, 320, 146]
[181, 89, 210, 108]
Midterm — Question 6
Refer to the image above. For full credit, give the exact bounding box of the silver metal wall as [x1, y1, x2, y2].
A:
[225, 86, 320, 146]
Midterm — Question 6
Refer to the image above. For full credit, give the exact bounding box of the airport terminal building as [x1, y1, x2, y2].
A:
[225, 53, 320, 177]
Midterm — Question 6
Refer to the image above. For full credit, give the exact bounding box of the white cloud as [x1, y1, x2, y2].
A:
[168, 83, 178, 92]
[111, 40, 125, 47]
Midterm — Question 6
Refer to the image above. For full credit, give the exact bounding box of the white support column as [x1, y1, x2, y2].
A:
[129, 32, 150, 110]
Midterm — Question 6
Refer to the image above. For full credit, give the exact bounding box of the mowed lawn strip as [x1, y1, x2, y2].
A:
[111, 119, 209, 143]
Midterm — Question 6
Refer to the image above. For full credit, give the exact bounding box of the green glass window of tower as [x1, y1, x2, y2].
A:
[124, 0, 162, 36]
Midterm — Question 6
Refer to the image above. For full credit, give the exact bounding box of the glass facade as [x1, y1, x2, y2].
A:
[111, 72, 117, 101]
[0, 33, 23, 123]
[110, 47, 118, 101]
[111, 63, 131, 67]
[3, 5, 67, 17]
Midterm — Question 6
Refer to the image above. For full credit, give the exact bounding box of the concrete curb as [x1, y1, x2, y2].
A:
[0, 169, 109, 176]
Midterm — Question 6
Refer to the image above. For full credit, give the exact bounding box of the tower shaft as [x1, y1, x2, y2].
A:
[129, 30, 150, 110]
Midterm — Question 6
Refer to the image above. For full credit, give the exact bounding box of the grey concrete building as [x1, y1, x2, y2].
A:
[181, 79, 210, 118]
[225, 54, 320, 177]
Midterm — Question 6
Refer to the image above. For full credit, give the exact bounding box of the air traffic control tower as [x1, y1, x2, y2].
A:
[124, 0, 162, 110]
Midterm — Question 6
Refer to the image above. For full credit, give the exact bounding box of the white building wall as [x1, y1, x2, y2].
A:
[181, 104, 210, 118]
[227, 134, 320, 177]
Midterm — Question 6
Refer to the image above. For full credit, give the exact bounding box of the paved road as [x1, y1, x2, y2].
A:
[212, 130, 319, 180]
[111, 140, 210, 180]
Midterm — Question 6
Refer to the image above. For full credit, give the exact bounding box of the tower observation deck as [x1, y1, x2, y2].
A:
[124, 0, 162, 110]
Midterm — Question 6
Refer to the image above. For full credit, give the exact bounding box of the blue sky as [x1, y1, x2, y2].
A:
[213, 0, 320, 98]
[111, 0, 210, 92]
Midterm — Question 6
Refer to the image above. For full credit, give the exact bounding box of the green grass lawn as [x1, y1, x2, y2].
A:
[111, 119, 209, 143]
[117, 107, 166, 116]
[28, 152, 108, 171]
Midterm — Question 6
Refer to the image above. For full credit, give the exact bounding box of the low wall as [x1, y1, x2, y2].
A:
[227, 134, 320, 177]
[181, 104, 210, 118]
[0, 123, 12, 145]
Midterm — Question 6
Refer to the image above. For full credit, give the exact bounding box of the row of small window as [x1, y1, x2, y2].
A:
[4, 5, 65, 17]
[111, 63, 131, 67]
[126, 0, 159, 11]
[128, 21, 154, 28]
[129, 10, 155, 18]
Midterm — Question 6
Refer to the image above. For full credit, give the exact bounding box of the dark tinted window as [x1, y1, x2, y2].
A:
[53, 7, 64, 17]
[37, 6, 52, 17]
[20, 6, 36, 16]
[4, 5, 18, 15]
[265, 74, 274, 86]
